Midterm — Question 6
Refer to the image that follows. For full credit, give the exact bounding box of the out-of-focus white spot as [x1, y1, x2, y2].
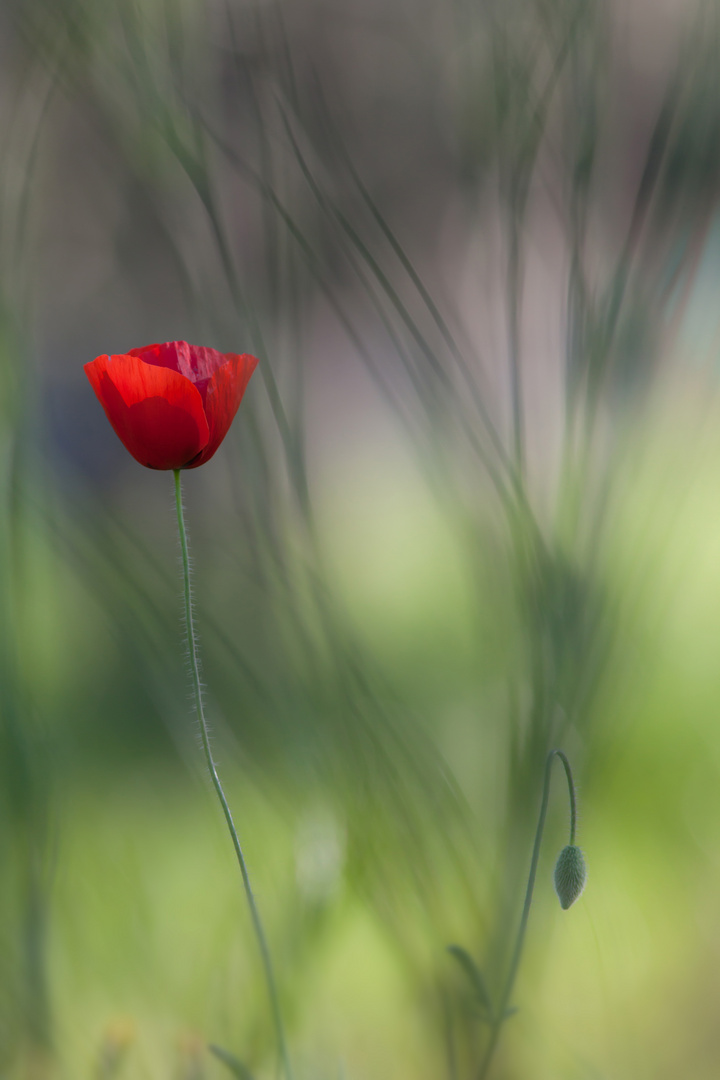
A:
[295, 808, 345, 901]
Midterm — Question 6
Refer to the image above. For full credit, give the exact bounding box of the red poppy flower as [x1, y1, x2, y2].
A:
[85, 341, 258, 470]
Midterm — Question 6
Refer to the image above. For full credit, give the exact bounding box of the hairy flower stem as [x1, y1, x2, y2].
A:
[173, 470, 294, 1080]
[478, 750, 576, 1080]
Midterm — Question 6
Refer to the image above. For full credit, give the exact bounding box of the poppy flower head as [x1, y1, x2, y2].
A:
[85, 341, 258, 470]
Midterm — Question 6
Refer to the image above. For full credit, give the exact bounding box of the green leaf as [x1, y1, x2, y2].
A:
[446, 944, 493, 1014]
[208, 1044, 254, 1079]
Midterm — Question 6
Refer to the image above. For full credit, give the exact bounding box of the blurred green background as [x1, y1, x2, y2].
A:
[3, 0, 720, 1076]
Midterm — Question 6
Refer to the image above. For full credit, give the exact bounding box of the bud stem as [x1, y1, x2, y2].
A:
[478, 749, 578, 1079]
[173, 470, 294, 1080]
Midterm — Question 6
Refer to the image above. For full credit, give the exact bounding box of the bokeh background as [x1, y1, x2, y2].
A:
[2, 0, 720, 1076]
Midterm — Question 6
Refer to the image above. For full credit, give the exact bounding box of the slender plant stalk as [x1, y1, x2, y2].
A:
[173, 469, 294, 1080]
[507, 217, 524, 484]
[478, 749, 576, 1080]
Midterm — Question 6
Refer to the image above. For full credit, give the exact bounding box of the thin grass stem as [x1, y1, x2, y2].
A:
[478, 749, 576, 1079]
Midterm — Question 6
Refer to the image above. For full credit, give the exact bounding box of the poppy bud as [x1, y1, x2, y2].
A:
[553, 844, 587, 909]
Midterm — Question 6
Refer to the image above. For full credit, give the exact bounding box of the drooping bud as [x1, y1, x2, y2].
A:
[553, 845, 587, 909]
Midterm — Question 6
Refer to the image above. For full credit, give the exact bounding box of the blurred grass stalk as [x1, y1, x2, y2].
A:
[2, 0, 720, 1076]
[0, 39, 55, 1071]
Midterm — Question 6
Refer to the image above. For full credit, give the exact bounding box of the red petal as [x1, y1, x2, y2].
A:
[85, 353, 210, 470]
[129, 341, 228, 384]
[185, 353, 259, 468]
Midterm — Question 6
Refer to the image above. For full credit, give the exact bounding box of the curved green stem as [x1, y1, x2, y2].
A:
[478, 749, 577, 1079]
[173, 470, 293, 1080]
[556, 750, 577, 846]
